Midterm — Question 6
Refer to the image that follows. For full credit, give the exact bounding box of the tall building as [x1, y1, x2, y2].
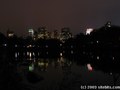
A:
[37, 27, 49, 39]
[28, 28, 34, 37]
[51, 30, 59, 39]
[60, 27, 72, 41]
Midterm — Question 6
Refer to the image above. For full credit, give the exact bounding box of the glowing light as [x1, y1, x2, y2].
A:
[15, 53, 17, 58]
[38, 62, 44, 66]
[29, 52, 32, 58]
[86, 28, 93, 35]
[60, 44, 62, 46]
[87, 64, 93, 71]
[29, 45, 32, 47]
[29, 64, 34, 71]
[33, 52, 35, 56]
[60, 53, 63, 57]
[110, 72, 112, 75]
[96, 41, 99, 43]
[27, 52, 29, 56]
[97, 56, 99, 60]
[3, 44, 7, 47]
[112, 57, 114, 60]
[71, 51, 74, 54]
[8, 33, 14, 37]
[18, 52, 19, 56]
[15, 44, 17, 47]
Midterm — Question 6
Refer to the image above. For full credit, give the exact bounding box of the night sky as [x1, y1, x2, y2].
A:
[0, 0, 120, 36]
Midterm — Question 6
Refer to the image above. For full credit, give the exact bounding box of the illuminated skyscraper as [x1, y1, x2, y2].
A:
[37, 27, 49, 39]
[28, 28, 34, 37]
[60, 27, 72, 42]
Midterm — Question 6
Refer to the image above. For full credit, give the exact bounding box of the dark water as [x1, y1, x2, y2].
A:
[1, 50, 120, 90]
[16, 57, 120, 90]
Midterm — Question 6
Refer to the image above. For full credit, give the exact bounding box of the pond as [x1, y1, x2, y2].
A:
[16, 57, 118, 90]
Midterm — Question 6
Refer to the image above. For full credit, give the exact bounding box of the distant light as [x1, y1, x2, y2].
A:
[71, 51, 74, 54]
[29, 52, 32, 58]
[96, 41, 99, 43]
[15, 53, 17, 58]
[3, 44, 7, 47]
[33, 52, 35, 56]
[18, 52, 19, 56]
[27, 52, 29, 56]
[15, 44, 17, 47]
[38, 62, 44, 66]
[87, 64, 93, 71]
[29, 64, 34, 71]
[86, 28, 93, 35]
[110, 72, 112, 75]
[29, 45, 32, 47]
[60, 44, 62, 46]
[112, 57, 114, 60]
[8, 33, 14, 37]
[60, 53, 63, 57]
[97, 56, 100, 60]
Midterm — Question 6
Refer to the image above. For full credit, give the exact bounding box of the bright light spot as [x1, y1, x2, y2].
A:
[86, 28, 93, 35]
[29, 52, 32, 58]
[33, 52, 35, 56]
[29, 64, 34, 71]
[87, 64, 93, 71]
[97, 56, 99, 60]
[38, 62, 44, 66]
[15, 53, 17, 58]
[110, 72, 112, 75]
[15, 44, 17, 47]
[29, 45, 32, 47]
[60, 53, 63, 57]
[27, 52, 29, 56]
[112, 57, 114, 60]
[60, 44, 62, 46]
[8, 33, 14, 37]
[71, 51, 74, 54]
[18, 52, 19, 56]
[96, 41, 99, 43]
[3, 44, 7, 47]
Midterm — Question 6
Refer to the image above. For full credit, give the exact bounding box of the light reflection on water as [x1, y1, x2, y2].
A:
[17, 57, 120, 89]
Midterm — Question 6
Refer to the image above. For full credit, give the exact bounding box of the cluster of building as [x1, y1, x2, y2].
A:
[7, 27, 73, 42]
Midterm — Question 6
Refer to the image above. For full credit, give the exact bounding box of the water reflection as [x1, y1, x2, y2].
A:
[6, 51, 120, 89]
[87, 63, 93, 71]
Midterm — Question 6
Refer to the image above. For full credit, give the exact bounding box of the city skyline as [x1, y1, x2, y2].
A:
[1, 0, 120, 36]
